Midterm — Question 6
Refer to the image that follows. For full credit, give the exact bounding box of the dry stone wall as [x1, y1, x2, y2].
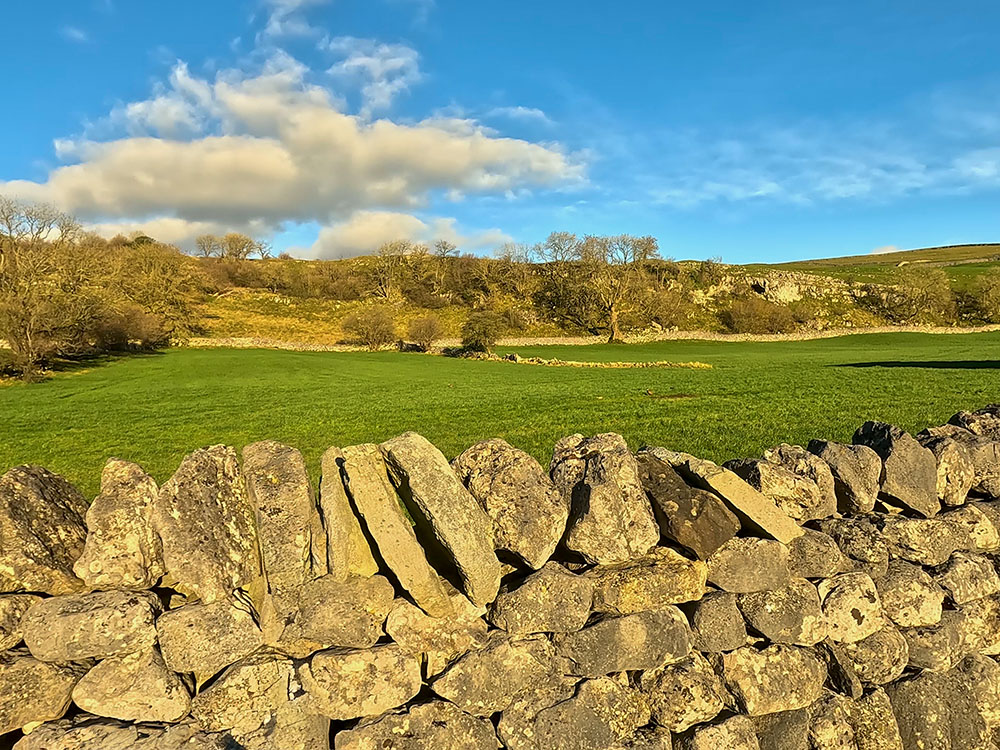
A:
[3, 406, 1000, 749]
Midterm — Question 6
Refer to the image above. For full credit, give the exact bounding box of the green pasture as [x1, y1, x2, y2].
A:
[3, 332, 998, 497]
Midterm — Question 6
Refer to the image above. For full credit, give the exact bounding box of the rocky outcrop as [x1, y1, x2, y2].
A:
[4, 410, 1000, 749]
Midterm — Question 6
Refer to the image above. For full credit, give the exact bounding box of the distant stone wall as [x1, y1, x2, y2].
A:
[2, 406, 1000, 749]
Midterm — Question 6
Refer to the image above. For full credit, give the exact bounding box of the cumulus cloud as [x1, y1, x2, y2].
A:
[301, 210, 511, 258]
[488, 106, 553, 126]
[259, 0, 330, 39]
[324, 37, 421, 117]
[0, 52, 580, 255]
[869, 244, 902, 255]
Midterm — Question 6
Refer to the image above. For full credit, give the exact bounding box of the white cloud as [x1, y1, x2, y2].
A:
[1, 53, 581, 254]
[869, 245, 902, 255]
[324, 37, 421, 117]
[61, 26, 90, 43]
[488, 106, 553, 126]
[259, 0, 330, 40]
[303, 210, 511, 259]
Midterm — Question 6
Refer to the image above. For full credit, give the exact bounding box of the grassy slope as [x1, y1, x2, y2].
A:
[3, 332, 998, 497]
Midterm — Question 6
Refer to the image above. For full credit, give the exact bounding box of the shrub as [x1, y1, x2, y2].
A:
[342, 306, 397, 350]
[721, 298, 796, 334]
[408, 314, 444, 351]
[461, 312, 506, 352]
[879, 267, 956, 324]
[970, 271, 1000, 323]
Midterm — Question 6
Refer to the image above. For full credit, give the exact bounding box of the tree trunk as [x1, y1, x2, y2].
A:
[608, 306, 622, 343]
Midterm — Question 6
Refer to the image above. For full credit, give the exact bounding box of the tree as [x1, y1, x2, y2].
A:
[461, 311, 506, 353]
[881, 266, 956, 324]
[408, 314, 444, 351]
[369, 240, 411, 299]
[580, 234, 659, 342]
[194, 232, 270, 260]
[342, 306, 397, 349]
[969, 270, 1000, 323]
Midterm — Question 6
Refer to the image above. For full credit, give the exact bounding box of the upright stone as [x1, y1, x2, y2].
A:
[920, 435, 975, 507]
[340, 443, 452, 616]
[764, 443, 839, 513]
[242, 441, 326, 595]
[663, 451, 803, 543]
[635, 451, 740, 559]
[808, 440, 881, 515]
[153, 446, 259, 603]
[0, 649, 87, 735]
[853, 422, 939, 517]
[453, 438, 569, 569]
[550, 433, 660, 564]
[71, 648, 190, 723]
[319, 447, 379, 580]
[381, 432, 503, 607]
[0, 466, 87, 595]
[73, 459, 164, 590]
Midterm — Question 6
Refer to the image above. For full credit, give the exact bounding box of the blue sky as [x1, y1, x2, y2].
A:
[2, 1, 999, 262]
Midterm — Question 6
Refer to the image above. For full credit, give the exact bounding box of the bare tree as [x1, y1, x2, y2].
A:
[369, 240, 411, 299]
[581, 234, 659, 342]
[194, 232, 270, 260]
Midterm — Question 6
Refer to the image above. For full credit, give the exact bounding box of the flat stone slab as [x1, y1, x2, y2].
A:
[381, 432, 502, 606]
[319, 447, 379, 581]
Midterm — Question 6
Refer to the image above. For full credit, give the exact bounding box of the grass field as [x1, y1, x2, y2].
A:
[3, 332, 999, 497]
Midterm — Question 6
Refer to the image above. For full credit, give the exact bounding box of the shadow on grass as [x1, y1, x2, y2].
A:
[836, 360, 1000, 370]
[1, 349, 167, 384]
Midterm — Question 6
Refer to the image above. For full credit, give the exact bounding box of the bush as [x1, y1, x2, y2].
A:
[721, 298, 796, 334]
[461, 312, 506, 352]
[407, 314, 444, 351]
[342, 306, 397, 350]
[970, 271, 1000, 323]
[879, 267, 956, 324]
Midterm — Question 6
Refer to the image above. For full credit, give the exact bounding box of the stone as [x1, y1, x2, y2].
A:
[807, 692, 854, 750]
[935, 551, 1000, 604]
[921, 435, 976, 507]
[737, 578, 827, 645]
[336, 700, 500, 749]
[841, 626, 909, 685]
[764, 443, 839, 518]
[943, 503, 1000, 552]
[452, 438, 569, 569]
[638, 651, 727, 732]
[635, 451, 740, 559]
[499, 676, 650, 750]
[189, 653, 297, 736]
[242, 441, 326, 595]
[71, 647, 190, 722]
[0, 649, 86, 735]
[900, 611, 966, 671]
[230, 694, 329, 750]
[381, 432, 503, 607]
[886, 669, 988, 750]
[754, 707, 811, 750]
[157, 595, 263, 679]
[818, 572, 886, 643]
[876, 559, 944, 627]
[674, 715, 759, 750]
[815, 517, 890, 579]
[958, 594, 1000, 654]
[0, 466, 87, 595]
[614, 727, 675, 750]
[852, 421, 939, 517]
[298, 643, 421, 720]
[788, 529, 847, 579]
[0, 594, 41, 651]
[822, 640, 864, 699]
[879, 515, 964, 567]
[550, 433, 660, 564]
[22, 590, 159, 662]
[153, 445, 260, 603]
[688, 591, 748, 652]
[707, 537, 790, 592]
[808, 440, 882, 515]
[721, 644, 826, 716]
[340, 443, 452, 616]
[925, 424, 1000, 499]
[262, 573, 394, 657]
[12, 718, 232, 750]
[951, 404, 1000, 440]
[385, 586, 490, 678]
[432, 633, 562, 715]
[846, 688, 903, 750]
[661, 450, 803, 543]
[489, 562, 593, 635]
[587, 547, 707, 614]
[554, 607, 691, 677]
[318, 447, 379, 580]
[725, 458, 831, 523]
[73, 459, 164, 590]
[954, 654, 1000, 728]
